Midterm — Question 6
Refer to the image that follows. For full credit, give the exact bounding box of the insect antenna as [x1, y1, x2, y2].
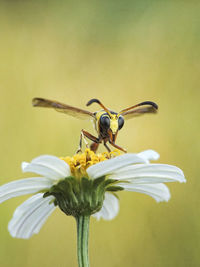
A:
[86, 99, 112, 117]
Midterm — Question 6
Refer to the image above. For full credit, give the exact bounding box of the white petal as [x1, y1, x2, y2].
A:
[137, 150, 160, 161]
[92, 192, 119, 220]
[8, 193, 56, 239]
[119, 183, 170, 202]
[22, 155, 71, 180]
[0, 177, 53, 203]
[87, 154, 148, 179]
[109, 164, 186, 183]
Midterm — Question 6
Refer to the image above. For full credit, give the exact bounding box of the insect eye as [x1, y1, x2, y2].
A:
[118, 116, 124, 130]
[100, 116, 110, 129]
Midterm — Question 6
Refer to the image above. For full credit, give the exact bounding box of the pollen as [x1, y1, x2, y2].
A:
[60, 149, 121, 178]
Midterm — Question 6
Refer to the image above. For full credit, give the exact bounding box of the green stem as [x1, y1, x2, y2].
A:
[76, 215, 90, 267]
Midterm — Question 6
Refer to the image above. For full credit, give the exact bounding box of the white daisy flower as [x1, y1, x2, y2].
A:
[0, 149, 186, 239]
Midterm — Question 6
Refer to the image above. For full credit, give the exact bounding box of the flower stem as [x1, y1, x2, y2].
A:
[76, 215, 90, 267]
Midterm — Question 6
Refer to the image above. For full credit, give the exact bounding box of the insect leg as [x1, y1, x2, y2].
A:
[76, 130, 100, 153]
[109, 140, 127, 153]
[76, 130, 90, 153]
[76, 131, 85, 153]
[90, 142, 99, 153]
[103, 142, 111, 153]
[82, 130, 101, 153]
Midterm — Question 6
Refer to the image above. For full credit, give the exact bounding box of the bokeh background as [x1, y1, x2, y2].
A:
[0, 1, 199, 266]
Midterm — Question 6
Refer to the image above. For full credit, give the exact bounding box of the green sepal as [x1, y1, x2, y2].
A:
[44, 176, 121, 217]
[106, 186, 124, 192]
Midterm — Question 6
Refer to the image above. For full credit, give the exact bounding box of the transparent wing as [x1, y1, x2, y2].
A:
[120, 106, 158, 120]
[32, 98, 95, 120]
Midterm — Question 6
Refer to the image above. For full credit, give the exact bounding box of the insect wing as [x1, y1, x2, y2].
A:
[32, 98, 95, 120]
[120, 106, 157, 120]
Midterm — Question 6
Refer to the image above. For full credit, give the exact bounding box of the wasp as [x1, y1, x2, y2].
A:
[32, 97, 158, 153]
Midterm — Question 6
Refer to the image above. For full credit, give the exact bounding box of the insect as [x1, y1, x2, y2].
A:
[32, 97, 158, 153]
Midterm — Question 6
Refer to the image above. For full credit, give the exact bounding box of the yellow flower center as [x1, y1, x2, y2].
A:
[60, 149, 121, 178]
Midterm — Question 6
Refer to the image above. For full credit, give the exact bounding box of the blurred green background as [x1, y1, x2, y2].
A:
[0, 0, 199, 266]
